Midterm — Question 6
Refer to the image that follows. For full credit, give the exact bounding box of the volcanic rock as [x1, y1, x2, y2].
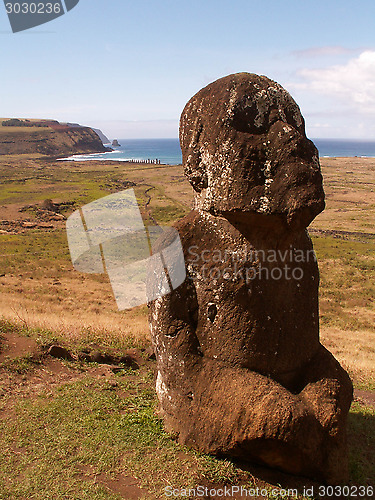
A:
[47, 345, 72, 360]
[149, 73, 353, 484]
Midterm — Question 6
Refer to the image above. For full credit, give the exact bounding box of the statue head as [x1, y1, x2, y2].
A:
[180, 73, 325, 228]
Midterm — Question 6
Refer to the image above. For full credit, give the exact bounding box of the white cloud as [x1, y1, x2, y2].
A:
[293, 51, 375, 112]
[310, 123, 331, 128]
[84, 120, 179, 139]
[292, 46, 359, 58]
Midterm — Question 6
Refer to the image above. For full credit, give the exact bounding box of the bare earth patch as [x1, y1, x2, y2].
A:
[0, 155, 374, 498]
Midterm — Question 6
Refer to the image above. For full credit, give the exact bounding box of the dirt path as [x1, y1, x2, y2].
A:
[354, 389, 375, 408]
[0, 330, 157, 499]
[309, 228, 375, 243]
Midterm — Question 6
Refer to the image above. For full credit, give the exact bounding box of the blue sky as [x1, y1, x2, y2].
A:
[1, 0, 375, 139]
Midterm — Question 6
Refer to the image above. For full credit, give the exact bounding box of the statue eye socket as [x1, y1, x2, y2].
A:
[207, 303, 217, 323]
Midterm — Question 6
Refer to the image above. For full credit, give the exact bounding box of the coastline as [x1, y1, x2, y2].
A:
[58, 152, 375, 164]
[58, 137, 375, 165]
[4, 134, 375, 163]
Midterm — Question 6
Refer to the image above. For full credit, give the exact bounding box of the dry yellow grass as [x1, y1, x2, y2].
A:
[321, 326, 375, 388]
[0, 155, 374, 389]
[311, 157, 375, 233]
[0, 293, 149, 346]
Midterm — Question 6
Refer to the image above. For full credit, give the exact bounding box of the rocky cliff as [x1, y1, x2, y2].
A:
[0, 120, 110, 156]
[91, 128, 110, 145]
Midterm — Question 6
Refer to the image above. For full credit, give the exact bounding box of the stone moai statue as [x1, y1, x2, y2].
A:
[149, 73, 353, 484]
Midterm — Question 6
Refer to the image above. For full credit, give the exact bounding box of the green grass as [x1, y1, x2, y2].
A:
[0, 229, 70, 271]
[0, 370, 258, 500]
[0, 160, 139, 207]
[0, 173, 110, 206]
[0, 354, 42, 374]
[348, 403, 375, 485]
[0, 318, 146, 358]
[0, 357, 373, 499]
[151, 205, 188, 225]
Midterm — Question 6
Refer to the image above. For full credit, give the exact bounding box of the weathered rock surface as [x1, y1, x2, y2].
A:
[149, 73, 353, 484]
[180, 72, 325, 230]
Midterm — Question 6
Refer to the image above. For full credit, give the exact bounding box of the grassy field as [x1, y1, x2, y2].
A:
[0, 155, 374, 498]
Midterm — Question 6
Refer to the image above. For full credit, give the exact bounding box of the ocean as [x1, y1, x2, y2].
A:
[64, 139, 183, 165]
[63, 138, 375, 165]
[314, 139, 375, 158]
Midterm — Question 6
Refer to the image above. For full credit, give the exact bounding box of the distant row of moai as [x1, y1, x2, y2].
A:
[126, 158, 162, 164]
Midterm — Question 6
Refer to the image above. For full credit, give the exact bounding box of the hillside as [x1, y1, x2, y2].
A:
[0, 119, 110, 156]
[0, 154, 373, 498]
